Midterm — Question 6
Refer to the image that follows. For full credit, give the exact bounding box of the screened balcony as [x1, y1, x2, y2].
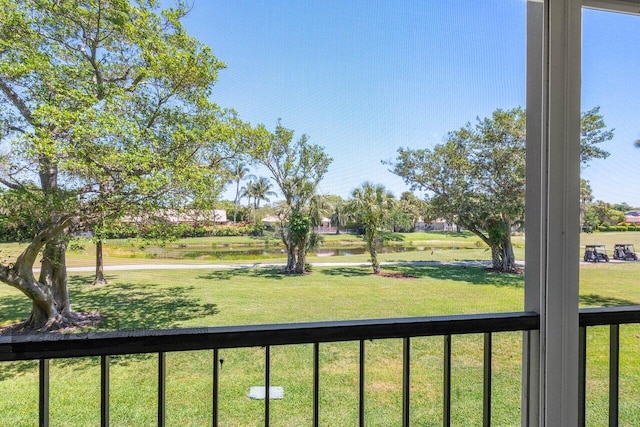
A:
[2, 0, 640, 425]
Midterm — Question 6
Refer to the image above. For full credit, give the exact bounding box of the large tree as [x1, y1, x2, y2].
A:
[253, 121, 332, 274]
[347, 183, 395, 274]
[0, 0, 242, 331]
[389, 107, 613, 272]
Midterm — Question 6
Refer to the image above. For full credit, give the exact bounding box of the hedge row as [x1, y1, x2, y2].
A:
[598, 224, 640, 232]
[104, 223, 266, 239]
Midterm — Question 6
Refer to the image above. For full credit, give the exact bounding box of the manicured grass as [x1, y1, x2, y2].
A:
[0, 232, 639, 425]
[581, 231, 640, 248]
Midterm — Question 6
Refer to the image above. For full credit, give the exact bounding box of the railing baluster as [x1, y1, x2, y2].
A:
[483, 332, 492, 427]
[609, 324, 619, 427]
[39, 358, 49, 427]
[403, 337, 410, 427]
[0, 311, 542, 426]
[313, 343, 319, 427]
[212, 349, 219, 427]
[101, 355, 110, 427]
[158, 352, 166, 427]
[359, 340, 365, 427]
[578, 326, 586, 427]
[443, 335, 451, 427]
[265, 345, 270, 427]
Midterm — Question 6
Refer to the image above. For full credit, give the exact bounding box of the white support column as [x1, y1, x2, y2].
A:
[545, 0, 582, 424]
[523, 1, 544, 424]
[524, 0, 582, 425]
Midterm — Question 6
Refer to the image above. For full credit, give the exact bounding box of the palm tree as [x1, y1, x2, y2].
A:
[230, 162, 255, 224]
[329, 199, 348, 234]
[250, 177, 277, 209]
[244, 177, 277, 222]
[308, 194, 330, 228]
[347, 182, 395, 274]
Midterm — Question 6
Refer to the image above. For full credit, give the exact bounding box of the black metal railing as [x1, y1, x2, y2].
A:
[2, 307, 639, 426]
[0, 311, 538, 427]
[578, 306, 640, 427]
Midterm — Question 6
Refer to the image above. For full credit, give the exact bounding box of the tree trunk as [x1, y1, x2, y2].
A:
[280, 229, 297, 273]
[501, 229, 516, 272]
[366, 229, 381, 274]
[294, 237, 307, 274]
[234, 181, 240, 224]
[23, 237, 74, 330]
[39, 237, 71, 315]
[92, 240, 108, 285]
[14, 235, 101, 332]
[285, 244, 297, 273]
[370, 245, 380, 274]
[490, 233, 516, 272]
[491, 245, 502, 270]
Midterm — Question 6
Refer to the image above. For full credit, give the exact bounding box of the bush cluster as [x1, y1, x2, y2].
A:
[103, 222, 265, 239]
[598, 224, 639, 232]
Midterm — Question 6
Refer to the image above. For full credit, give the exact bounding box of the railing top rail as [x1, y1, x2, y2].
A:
[579, 305, 640, 327]
[0, 311, 539, 361]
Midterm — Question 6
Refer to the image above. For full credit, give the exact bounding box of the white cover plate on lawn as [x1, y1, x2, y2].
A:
[248, 386, 284, 400]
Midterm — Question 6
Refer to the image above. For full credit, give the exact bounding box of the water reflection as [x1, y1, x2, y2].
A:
[147, 245, 462, 260]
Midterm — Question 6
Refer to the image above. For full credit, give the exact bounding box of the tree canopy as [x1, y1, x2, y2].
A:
[251, 120, 332, 274]
[0, 0, 247, 330]
[347, 182, 395, 274]
[389, 107, 613, 272]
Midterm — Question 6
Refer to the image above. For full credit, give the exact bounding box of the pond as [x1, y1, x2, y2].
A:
[144, 244, 472, 261]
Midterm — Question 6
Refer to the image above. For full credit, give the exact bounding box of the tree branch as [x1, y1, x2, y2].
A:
[0, 177, 24, 191]
[0, 80, 34, 124]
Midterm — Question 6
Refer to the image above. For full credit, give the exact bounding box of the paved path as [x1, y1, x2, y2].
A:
[66, 260, 495, 272]
[64, 258, 635, 272]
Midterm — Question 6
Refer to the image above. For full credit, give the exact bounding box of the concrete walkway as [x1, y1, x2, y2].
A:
[66, 260, 495, 272]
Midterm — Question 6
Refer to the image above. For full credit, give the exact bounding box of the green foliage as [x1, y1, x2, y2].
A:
[347, 182, 395, 273]
[68, 241, 85, 252]
[585, 201, 629, 229]
[244, 222, 265, 237]
[0, 0, 260, 323]
[580, 106, 614, 164]
[103, 222, 268, 239]
[306, 232, 324, 252]
[250, 121, 332, 272]
[289, 211, 311, 240]
[596, 224, 637, 232]
[389, 107, 614, 272]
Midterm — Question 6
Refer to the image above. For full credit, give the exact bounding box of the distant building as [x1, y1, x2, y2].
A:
[123, 209, 227, 225]
[428, 218, 456, 231]
[625, 210, 640, 224]
[261, 215, 282, 229]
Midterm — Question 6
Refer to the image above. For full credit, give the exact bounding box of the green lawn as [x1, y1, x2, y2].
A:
[0, 232, 639, 425]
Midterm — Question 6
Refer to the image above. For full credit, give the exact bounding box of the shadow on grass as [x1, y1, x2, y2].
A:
[0, 360, 39, 382]
[67, 278, 219, 331]
[419, 231, 476, 239]
[0, 275, 219, 380]
[0, 275, 219, 332]
[199, 267, 286, 281]
[319, 267, 372, 277]
[0, 294, 32, 327]
[579, 293, 638, 307]
[383, 264, 524, 288]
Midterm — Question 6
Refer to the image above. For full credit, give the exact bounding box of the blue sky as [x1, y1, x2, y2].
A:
[175, 1, 640, 206]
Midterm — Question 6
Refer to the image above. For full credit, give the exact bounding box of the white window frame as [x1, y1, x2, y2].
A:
[524, 0, 640, 425]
